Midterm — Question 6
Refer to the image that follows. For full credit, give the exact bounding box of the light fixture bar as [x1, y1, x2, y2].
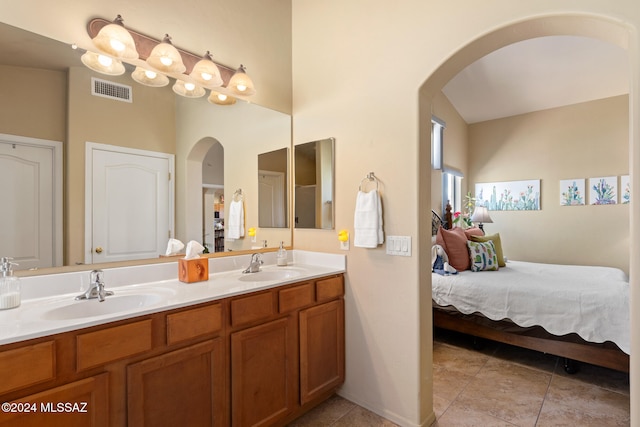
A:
[87, 18, 236, 85]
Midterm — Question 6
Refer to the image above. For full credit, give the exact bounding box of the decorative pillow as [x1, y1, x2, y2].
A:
[470, 233, 506, 267]
[467, 240, 499, 272]
[436, 226, 470, 271]
[463, 227, 484, 239]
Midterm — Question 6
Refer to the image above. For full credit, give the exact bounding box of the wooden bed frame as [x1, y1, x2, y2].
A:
[431, 207, 629, 373]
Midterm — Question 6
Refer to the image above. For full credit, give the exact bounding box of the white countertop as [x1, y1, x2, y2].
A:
[0, 250, 345, 346]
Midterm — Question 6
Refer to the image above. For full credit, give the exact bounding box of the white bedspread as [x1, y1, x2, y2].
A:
[432, 260, 630, 354]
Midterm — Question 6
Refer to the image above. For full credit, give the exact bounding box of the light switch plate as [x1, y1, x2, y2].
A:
[386, 236, 411, 256]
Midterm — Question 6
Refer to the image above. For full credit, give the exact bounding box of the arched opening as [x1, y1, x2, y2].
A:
[418, 13, 637, 423]
[184, 137, 225, 248]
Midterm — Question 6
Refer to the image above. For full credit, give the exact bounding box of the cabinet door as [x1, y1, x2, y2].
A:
[127, 339, 225, 427]
[0, 373, 108, 427]
[299, 299, 345, 405]
[231, 317, 296, 427]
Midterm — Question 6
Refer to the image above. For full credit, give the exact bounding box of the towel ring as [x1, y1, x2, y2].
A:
[359, 172, 379, 192]
[233, 188, 244, 202]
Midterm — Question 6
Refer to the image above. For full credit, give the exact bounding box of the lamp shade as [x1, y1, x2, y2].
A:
[207, 91, 237, 105]
[147, 35, 186, 74]
[228, 64, 256, 96]
[172, 79, 205, 98]
[80, 51, 125, 76]
[470, 206, 493, 224]
[131, 66, 170, 87]
[190, 52, 223, 88]
[91, 15, 138, 60]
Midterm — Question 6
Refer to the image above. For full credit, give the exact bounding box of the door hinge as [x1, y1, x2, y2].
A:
[168, 172, 171, 181]
[168, 230, 171, 238]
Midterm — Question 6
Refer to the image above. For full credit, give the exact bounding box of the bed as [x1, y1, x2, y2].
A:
[430, 209, 630, 373]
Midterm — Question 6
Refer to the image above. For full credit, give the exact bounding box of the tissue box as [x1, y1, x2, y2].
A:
[178, 258, 209, 283]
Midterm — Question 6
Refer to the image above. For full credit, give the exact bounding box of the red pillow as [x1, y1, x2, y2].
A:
[436, 227, 470, 271]
[464, 227, 484, 239]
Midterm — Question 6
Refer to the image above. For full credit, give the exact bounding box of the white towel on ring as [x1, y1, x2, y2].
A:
[227, 200, 244, 240]
[354, 190, 383, 248]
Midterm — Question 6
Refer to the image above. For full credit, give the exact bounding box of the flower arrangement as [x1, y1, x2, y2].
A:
[452, 192, 475, 228]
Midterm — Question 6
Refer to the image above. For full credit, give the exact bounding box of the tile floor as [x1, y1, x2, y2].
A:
[289, 329, 630, 426]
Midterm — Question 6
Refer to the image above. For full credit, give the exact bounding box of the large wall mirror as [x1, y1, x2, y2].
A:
[294, 138, 335, 229]
[0, 21, 292, 273]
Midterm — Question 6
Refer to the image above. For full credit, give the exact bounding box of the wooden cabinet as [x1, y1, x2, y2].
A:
[231, 317, 296, 427]
[128, 339, 225, 427]
[300, 299, 345, 405]
[0, 273, 344, 427]
[0, 374, 109, 427]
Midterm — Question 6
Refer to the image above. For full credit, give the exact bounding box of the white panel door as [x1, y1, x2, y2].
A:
[0, 135, 62, 270]
[258, 171, 285, 227]
[87, 143, 174, 264]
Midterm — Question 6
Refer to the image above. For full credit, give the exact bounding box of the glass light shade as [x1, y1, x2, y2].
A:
[190, 52, 223, 88]
[91, 15, 138, 60]
[172, 79, 205, 98]
[80, 51, 125, 76]
[131, 66, 170, 87]
[146, 35, 186, 74]
[208, 91, 236, 105]
[228, 64, 256, 96]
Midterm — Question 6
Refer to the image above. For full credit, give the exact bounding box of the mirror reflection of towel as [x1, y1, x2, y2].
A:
[227, 200, 244, 240]
[354, 190, 383, 248]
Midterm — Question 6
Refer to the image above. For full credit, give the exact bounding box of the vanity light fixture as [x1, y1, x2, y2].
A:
[80, 51, 126, 76]
[228, 65, 256, 96]
[172, 79, 206, 98]
[131, 66, 170, 87]
[146, 35, 186, 74]
[208, 91, 237, 105]
[190, 51, 223, 88]
[91, 15, 139, 60]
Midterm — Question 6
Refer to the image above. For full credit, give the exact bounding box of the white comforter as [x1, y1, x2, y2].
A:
[431, 260, 630, 354]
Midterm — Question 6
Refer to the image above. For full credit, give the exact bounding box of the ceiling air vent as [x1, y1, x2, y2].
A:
[91, 77, 133, 103]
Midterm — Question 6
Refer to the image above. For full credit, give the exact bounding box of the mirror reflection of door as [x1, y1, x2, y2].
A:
[86, 143, 174, 264]
[258, 148, 289, 228]
[294, 138, 334, 229]
[202, 141, 224, 252]
[0, 134, 62, 270]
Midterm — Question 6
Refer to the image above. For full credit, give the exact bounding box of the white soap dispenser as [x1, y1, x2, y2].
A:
[276, 241, 288, 267]
[0, 257, 21, 310]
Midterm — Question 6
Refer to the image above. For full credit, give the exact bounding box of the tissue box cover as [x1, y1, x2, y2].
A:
[178, 258, 209, 283]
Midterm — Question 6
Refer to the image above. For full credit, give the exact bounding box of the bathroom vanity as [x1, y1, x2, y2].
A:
[0, 251, 345, 426]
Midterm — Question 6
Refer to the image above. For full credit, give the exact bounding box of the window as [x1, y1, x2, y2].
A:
[431, 116, 445, 170]
[443, 169, 463, 215]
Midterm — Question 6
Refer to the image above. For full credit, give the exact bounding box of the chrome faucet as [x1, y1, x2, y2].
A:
[75, 269, 114, 302]
[242, 253, 263, 274]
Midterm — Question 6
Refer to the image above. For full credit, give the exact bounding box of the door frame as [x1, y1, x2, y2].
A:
[84, 142, 175, 264]
[0, 133, 63, 268]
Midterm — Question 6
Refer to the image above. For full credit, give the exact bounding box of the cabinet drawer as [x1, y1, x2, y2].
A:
[230, 292, 274, 327]
[315, 276, 344, 302]
[0, 341, 55, 394]
[279, 283, 314, 313]
[77, 320, 153, 371]
[167, 303, 223, 345]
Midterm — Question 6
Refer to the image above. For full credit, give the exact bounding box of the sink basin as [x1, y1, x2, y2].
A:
[42, 293, 167, 320]
[237, 268, 303, 282]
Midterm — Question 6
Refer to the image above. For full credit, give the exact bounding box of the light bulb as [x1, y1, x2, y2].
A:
[201, 72, 212, 81]
[185, 82, 196, 91]
[236, 84, 247, 92]
[160, 56, 173, 66]
[217, 94, 228, 101]
[144, 70, 157, 79]
[110, 39, 126, 52]
[98, 55, 113, 67]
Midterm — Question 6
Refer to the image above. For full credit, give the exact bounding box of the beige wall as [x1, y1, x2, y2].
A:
[468, 95, 629, 273]
[0, 65, 66, 142]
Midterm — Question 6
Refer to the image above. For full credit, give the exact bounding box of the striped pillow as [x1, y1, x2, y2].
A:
[467, 240, 499, 272]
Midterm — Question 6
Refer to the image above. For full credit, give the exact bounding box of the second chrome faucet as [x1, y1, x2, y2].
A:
[75, 269, 114, 302]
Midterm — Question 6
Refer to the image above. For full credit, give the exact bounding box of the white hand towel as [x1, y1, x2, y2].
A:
[227, 200, 245, 240]
[354, 190, 384, 248]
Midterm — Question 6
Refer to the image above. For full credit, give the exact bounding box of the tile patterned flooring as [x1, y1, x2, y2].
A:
[289, 329, 630, 426]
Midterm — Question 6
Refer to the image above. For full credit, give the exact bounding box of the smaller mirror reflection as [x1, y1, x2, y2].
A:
[258, 148, 289, 228]
[294, 138, 335, 229]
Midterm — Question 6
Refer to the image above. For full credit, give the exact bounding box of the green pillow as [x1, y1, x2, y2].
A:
[467, 240, 499, 272]
[470, 233, 505, 267]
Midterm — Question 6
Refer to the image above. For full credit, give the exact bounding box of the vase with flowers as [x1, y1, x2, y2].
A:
[452, 192, 475, 229]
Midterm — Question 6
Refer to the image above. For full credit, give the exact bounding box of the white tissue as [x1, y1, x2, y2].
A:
[184, 240, 205, 260]
[165, 238, 185, 256]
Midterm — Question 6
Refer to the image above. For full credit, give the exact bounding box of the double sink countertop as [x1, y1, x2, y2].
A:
[0, 250, 346, 346]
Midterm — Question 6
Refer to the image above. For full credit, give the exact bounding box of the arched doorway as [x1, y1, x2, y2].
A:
[418, 13, 637, 423]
